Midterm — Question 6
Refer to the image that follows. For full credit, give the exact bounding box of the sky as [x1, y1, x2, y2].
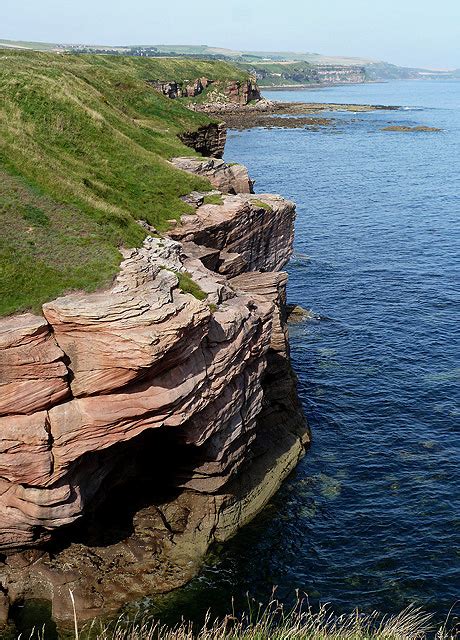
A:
[1, 0, 459, 69]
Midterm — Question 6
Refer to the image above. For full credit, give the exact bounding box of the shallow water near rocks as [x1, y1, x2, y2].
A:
[128, 81, 460, 628]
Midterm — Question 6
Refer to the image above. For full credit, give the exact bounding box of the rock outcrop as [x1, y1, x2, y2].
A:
[0, 315, 69, 416]
[148, 77, 211, 99]
[0, 155, 308, 624]
[170, 193, 296, 277]
[222, 79, 261, 105]
[151, 77, 260, 106]
[179, 122, 227, 158]
[171, 157, 254, 194]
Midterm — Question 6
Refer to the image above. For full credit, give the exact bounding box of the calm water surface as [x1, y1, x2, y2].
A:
[137, 81, 460, 626]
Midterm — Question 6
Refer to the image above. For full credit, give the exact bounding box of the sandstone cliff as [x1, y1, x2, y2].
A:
[247, 63, 366, 88]
[178, 122, 227, 158]
[0, 149, 307, 625]
[152, 77, 261, 106]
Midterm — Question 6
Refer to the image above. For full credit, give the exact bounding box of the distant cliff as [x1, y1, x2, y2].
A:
[240, 61, 366, 87]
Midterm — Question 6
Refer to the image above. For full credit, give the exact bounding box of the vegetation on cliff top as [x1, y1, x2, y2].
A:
[203, 194, 224, 205]
[0, 51, 248, 316]
[56, 599, 457, 640]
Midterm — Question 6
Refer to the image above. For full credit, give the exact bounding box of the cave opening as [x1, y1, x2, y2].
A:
[47, 425, 202, 551]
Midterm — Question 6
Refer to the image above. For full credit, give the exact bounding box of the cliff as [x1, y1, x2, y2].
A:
[0, 56, 308, 622]
[244, 62, 366, 88]
[152, 77, 261, 106]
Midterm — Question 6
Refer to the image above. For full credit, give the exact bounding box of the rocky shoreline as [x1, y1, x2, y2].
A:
[195, 99, 400, 130]
[0, 121, 309, 628]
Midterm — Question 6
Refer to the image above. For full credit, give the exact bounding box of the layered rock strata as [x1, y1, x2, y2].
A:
[171, 157, 254, 194]
[254, 64, 366, 88]
[149, 77, 211, 99]
[152, 77, 260, 106]
[179, 122, 227, 158]
[169, 193, 296, 277]
[0, 157, 308, 624]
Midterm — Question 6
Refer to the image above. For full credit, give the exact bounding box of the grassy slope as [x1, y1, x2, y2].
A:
[0, 51, 247, 315]
[0, 40, 375, 66]
[0, 39, 60, 51]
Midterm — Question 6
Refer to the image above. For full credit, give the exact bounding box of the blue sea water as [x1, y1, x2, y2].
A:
[140, 81, 460, 626]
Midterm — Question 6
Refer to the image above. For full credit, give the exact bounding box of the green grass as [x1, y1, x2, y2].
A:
[0, 39, 59, 51]
[72, 599, 456, 640]
[252, 199, 273, 211]
[203, 194, 224, 205]
[174, 271, 207, 300]
[237, 60, 316, 87]
[0, 51, 250, 315]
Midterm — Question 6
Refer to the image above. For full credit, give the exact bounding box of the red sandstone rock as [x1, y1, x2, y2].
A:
[0, 412, 52, 485]
[170, 193, 296, 275]
[179, 122, 227, 158]
[0, 154, 307, 623]
[230, 271, 289, 354]
[171, 157, 254, 194]
[0, 235, 275, 550]
[0, 314, 69, 416]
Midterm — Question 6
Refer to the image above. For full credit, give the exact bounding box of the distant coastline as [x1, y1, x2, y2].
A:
[260, 80, 383, 90]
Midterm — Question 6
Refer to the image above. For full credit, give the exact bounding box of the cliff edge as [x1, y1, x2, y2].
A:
[0, 159, 308, 624]
[0, 53, 308, 626]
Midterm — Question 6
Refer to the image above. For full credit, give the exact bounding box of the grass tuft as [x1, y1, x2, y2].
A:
[252, 199, 273, 212]
[203, 194, 224, 206]
[175, 271, 207, 301]
[163, 268, 207, 301]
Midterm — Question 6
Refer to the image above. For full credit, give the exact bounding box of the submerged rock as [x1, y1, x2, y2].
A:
[287, 304, 317, 323]
[381, 125, 442, 132]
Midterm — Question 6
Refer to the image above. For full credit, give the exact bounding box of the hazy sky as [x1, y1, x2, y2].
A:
[1, 0, 459, 69]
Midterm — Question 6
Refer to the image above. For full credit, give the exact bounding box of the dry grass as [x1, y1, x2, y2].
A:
[70, 597, 459, 640]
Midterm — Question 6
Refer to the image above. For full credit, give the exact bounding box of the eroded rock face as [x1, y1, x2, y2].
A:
[0, 237, 275, 547]
[0, 157, 308, 624]
[150, 77, 260, 106]
[226, 79, 261, 104]
[171, 157, 254, 194]
[0, 314, 69, 416]
[179, 122, 227, 158]
[170, 191, 296, 277]
[149, 77, 211, 99]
